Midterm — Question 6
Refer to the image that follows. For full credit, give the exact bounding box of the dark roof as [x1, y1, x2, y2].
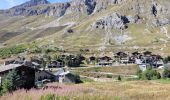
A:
[132, 51, 140, 55]
[99, 56, 112, 61]
[143, 51, 152, 55]
[0, 64, 38, 73]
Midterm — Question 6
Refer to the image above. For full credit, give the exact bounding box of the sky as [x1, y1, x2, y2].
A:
[0, 0, 70, 9]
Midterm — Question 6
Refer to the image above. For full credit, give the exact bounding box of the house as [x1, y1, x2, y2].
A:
[0, 64, 37, 89]
[89, 56, 96, 64]
[48, 60, 64, 68]
[143, 51, 152, 56]
[35, 70, 55, 82]
[97, 56, 113, 66]
[54, 68, 82, 83]
[115, 52, 129, 63]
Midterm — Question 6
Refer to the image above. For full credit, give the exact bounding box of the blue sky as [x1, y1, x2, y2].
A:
[0, 0, 70, 9]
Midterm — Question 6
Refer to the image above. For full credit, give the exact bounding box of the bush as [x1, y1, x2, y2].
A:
[106, 74, 113, 78]
[138, 67, 161, 80]
[162, 68, 170, 78]
[0, 45, 27, 58]
[1, 69, 21, 94]
[118, 75, 122, 81]
[163, 56, 170, 63]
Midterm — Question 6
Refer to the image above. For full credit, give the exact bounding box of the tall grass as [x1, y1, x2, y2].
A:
[1, 81, 170, 100]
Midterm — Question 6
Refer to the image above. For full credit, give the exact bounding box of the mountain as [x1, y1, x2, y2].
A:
[0, 0, 170, 53]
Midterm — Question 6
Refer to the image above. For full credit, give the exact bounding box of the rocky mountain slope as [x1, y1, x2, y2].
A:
[0, 0, 170, 52]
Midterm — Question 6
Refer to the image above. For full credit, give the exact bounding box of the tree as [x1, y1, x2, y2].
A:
[41, 58, 47, 70]
[164, 56, 170, 63]
[118, 75, 122, 81]
[138, 67, 161, 80]
[162, 68, 170, 78]
[1, 69, 20, 94]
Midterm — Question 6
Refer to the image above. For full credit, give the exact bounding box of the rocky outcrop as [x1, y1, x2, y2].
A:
[4, 2, 70, 17]
[94, 0, 126, 13]
[153, 18, 170, 27]
[92, 13, 140, 30]
[65, 0, 96, 15]
[2, 0, 127, 16]
[3, 0, 50, 16]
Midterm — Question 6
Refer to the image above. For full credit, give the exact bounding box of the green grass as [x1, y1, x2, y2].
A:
[80, 77, 94, 83]
[155, 79, 170, 84]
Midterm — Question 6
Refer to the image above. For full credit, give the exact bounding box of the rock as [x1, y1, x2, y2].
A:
[92, 13, 126, 30]
[126, 15, 140, 23]
[153, 18, 170, 26]
[92, 13, 140, 30]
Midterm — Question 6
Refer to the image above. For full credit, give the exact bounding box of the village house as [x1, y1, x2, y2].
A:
[97, 56, 113, 66]
[48, 60, 64, 68]
[0, 64, 37, 89]
[89, 56, 96, 64]
[35, 70, 55, 82]
[115, 52, 129, 64]
[135, 51, 164, 71]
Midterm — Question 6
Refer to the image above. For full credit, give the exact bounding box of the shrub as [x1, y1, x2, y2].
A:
[107, 74, 113, 78]
[163, 56, 170, 63]
[162, 68, 170, 78]
[1, 69, 21, 94]
[118, 75, 122, 81]
[138, 67, 161, 80]
[0, 44, 27, 58]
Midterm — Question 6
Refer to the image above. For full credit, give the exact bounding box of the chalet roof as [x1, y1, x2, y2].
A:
[0, 64, 22, 73]
[99, 56, 112, 60]
[116, 52, 127, 57]
[143, 51, 152, 55]
[132, 51, 140, 55]
[0, 63, 38, 73]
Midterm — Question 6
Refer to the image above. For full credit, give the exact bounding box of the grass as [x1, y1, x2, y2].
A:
[155, 79, 170, 84]
[73, 65, 138, 75]
[1, 81, 170, 100]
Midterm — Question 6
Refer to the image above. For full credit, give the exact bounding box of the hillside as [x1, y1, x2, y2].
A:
[0, 0, 170, 54]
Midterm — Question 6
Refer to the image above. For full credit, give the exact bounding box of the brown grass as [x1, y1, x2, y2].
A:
[1, 80, 170, 100]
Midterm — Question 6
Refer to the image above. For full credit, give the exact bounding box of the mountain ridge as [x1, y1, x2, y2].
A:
[0, 0, 170, 53]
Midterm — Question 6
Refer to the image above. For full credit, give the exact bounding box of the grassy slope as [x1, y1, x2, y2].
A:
[0, 0, 170, 54]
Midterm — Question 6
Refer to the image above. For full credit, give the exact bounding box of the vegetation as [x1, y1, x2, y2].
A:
[137, 67, 161, 80]
[0, 45, 27, 59]
[40, 94, 69, 100]
[0, 69, 21, 95]
[1, 81, 170, 100]
[118, 75, 122, 81]
[162, 68, 170, 78]
[163, 56, 170, 63]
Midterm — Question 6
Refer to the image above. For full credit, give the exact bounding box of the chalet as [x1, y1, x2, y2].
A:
[97, 56, 113, 66]
[116, 52, 128, 58]
[35, 70, 55, 82]
[48, 60, 64, 68]
[143, 51, 152, 56]
[0, 64, 37, 89]
[89, 56, 96, 64]
[115, 52, 129, 64]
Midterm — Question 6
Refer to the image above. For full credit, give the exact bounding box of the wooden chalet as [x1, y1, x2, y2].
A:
[0, 64, 38, 89]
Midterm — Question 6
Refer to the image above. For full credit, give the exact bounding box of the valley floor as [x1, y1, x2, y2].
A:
[1, 80, 170, 100]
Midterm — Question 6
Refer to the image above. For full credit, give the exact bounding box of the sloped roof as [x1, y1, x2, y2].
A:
[0, 64, 22, 73]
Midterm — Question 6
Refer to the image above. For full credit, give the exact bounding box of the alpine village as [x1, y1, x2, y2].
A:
[0, 0, 170, 100]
